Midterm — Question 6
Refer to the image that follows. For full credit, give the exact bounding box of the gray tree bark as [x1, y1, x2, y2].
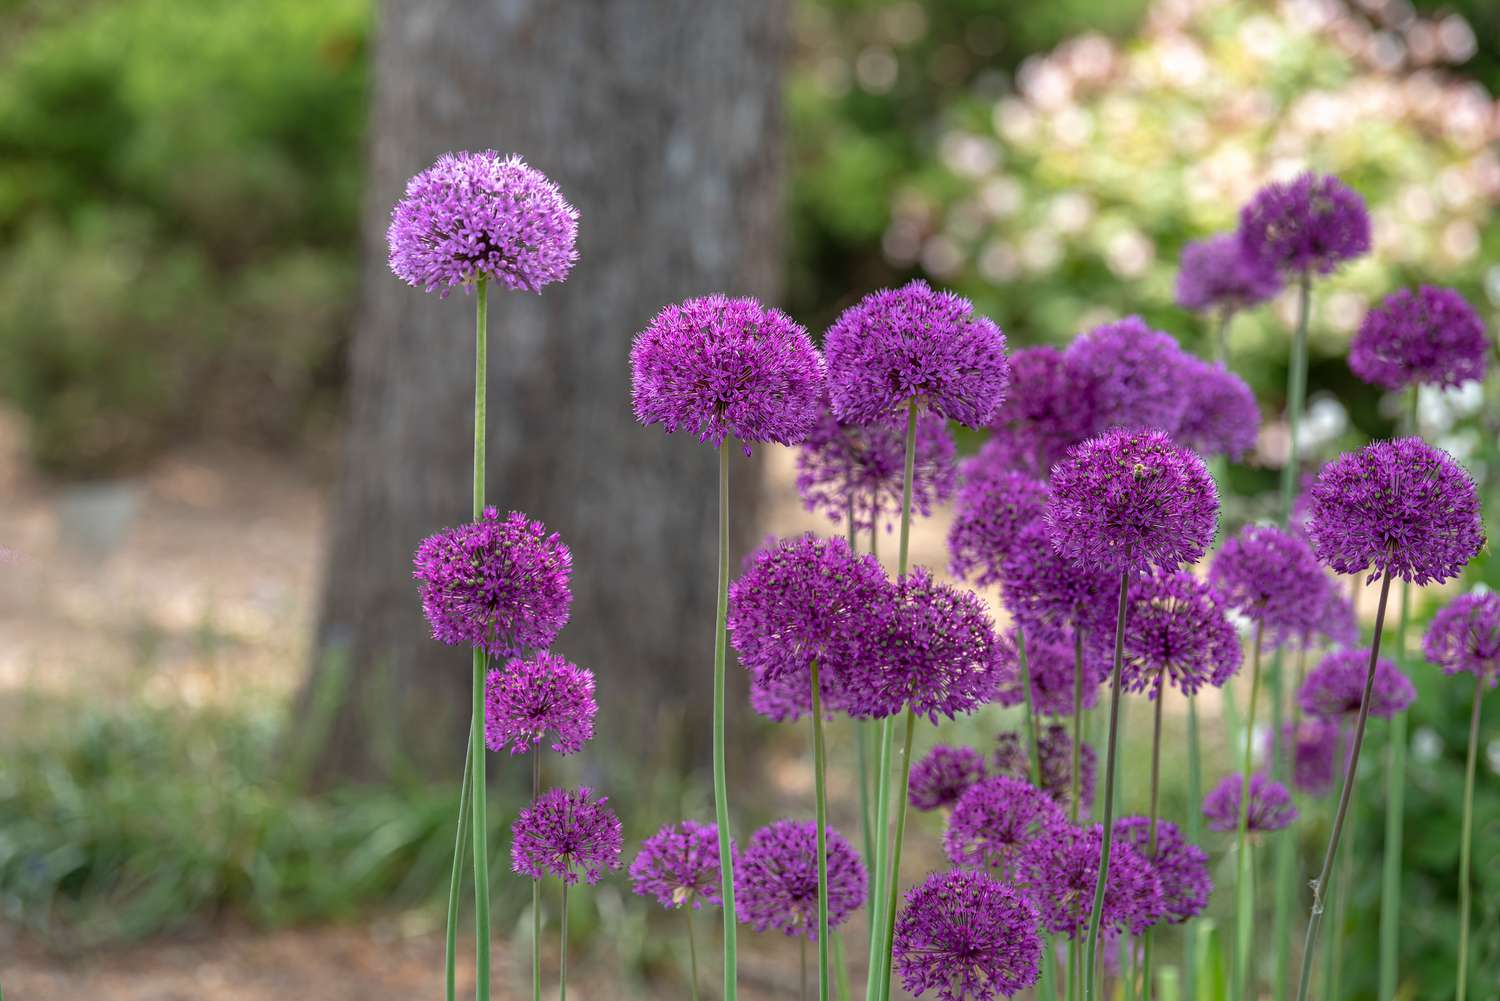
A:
[306, 0, 786, 783]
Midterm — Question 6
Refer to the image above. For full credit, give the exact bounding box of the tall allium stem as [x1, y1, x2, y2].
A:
[532, 750, 543, 1001]
[1083, 568, 1132, 1001]
[811, 658, 832, 1001]
[1184, 695, 1203, 1001]
[1294, 570, 1395, 1001]
[878, 709, 918, 1001]
[686, 907, 701, 1001]
[1139, 689, 1167, 999]
[470, 278, 491, 1001]
[1278, 268, 1312, 519]
[1233, 621, 1265, 1001]
[444, 735, 473, 1001]
[1214, 306, 1232, 367]
[559, 882, 569, 1001]
[864, 717, 892, 994]
[849, 509, 876, 895]
[1019, 627, 1043, 788]
[1072, 632, 1085, 824]
[1455, 675, 1484, 1001]
[713, 444, 738, 1001]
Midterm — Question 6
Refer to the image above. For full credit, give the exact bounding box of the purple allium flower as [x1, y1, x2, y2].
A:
[1300, 646, 1416, 719]
[1064, 316, 1188, 435]
[1266, 718, 1341, 795]
[841, 568, 1006, 723]
[994, 724, 1098, 816]
[1174, 232, 1283, 313]
[387, 151, 579, 295]
[824, 280, 1010, 428]
[733, 820, 866, 940]
[892, 869, 1043, 1001]
[1306, 438, 1484, 586]
[993, 630, 1108, 718]
[511, 786, 624, 884]
[747, 667, 839, 723]
[1111, 817, 1211, 925]
[629, 295, 825, 452]
[1308, 588, 1359, 650]
[944, 775, 1066, 876]
[909, 745, 989, 811]
[484, 652, 596, 755]
[1202, 773, 1298, 833]
[628, 820, 723, 910]
[986, 345, 1091, 474]
[1046, 428, 1219, 574]
[1349, 285, 1489, 391]
[1424, 592, 1500, 688]
[1000, 522, 1118, 646]
[795, 406, 957, 534]
[1209, 524, 1331, 649]
[1237, 172, 1371, 276]
[948, 468, 1050, 587]
[1173, 356, 1261, 461]
[1018, 820, 1165, 938]
[1120, 569, 1242, 697]
[412, 508, 573, 658]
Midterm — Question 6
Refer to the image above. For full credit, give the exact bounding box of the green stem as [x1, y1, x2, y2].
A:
[559, 882, 568, 1001]
[713, 444, 738, 1001]
[470, 278, 490, 1001]
[686, 907, 701, 1001]
[532, 750, 542, 1001]
[863, 716, 893, 1000]
[444, 730, 473, 1001]
[1455, 676, 1484, 1001]
[1072, 631, 1085, 823]
[1184, 696, 1202, 1001]
[849, 509, 876, 895]
[897, 401, 917, 579]
[1327, 777, 1358, 1001]
[1214, 306, 1233, 367]
[833, 931, 852, 1001]
[1233, 621, 1265, 1001]
[812, 659, 832, 1001]
[877, 709, 917, 1001]
[1139, 688, 1166, 1000]
[1278, 268, 1312, 522]
[1019, 626, 1043, 789]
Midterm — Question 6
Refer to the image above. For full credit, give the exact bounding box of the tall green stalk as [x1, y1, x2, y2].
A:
[1069, 632, 1084, 1001]
[686, 907, 701, 1001]
[444, 736, 473, 1001]
[849, 508, 876, 895]
[532, 751, 542, 1001]
[1184, 696, 1203, 1001]
[812, 658, 832, 1001]
[878, 709, 918, 1001]
[713, 444, 737, 1001]
[1455, 676, 1485, 1001]
[1232, 622, 1265, 1001]
[559, 882, 569, 1001]
[470, 278, 491, 1001]
[1139, 690, 1167, 999]
[1019, 627, 1042, 788]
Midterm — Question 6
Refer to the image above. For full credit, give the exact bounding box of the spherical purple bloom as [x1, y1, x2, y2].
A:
[628, 820, 723, 910]
[1307, 438, 1484, 586]
[986, 345, 1091, 475]
[1047, 428, 1219, 574]
[1000, 522, 1118, 646]
[1265, 718, 1341, 796]
[1209, 524, 1331, 649]
[1300, 646, 1416, 719]
[892, 869, 1043, 1001]
[1202, 773, 1298, 833]
[944, 775, 1066, 876]
[1018, 819, 1165, 938]
[733, 819, 866, 940]
[1175, 232, 1283, 313]
[1121, 569, 1242, 697]
[1112, 817, 1211, 925]
[484, 652, 596, 755]
[909, 745, 989, 811]
[511, 786, 624, 884]
[630, 295, 825, 452]
[1424, 592, 1500, 688]
[387, 151, 578, 295]
[747, 667, 839, 723]
[994, 724, 1098, 816]
[412, 508, 573, 658]
[1063, 316, 1188, 435]
[824, 280, 1010, 428]
[993, 630, 1108, 718]
[796, 406, 957, 534]
[1308, 588, 1359, 650]
[1349, 285, 1488, 391]
[1173, 356, 1261, 461]
[1237, 172, 1371, 276]
[948, 468, 1050, 588]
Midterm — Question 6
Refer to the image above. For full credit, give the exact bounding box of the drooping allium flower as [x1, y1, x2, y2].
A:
[1237, 172, 1371, 276]
[387, 151, 579, 295]
[1202, 773, 1298, 833]
[823, 279, 1010, 427]
[1172, 356, 1261, 461]
[1305, 437, 1484, 586]
[795, 406, 957, 534]
[909, 745, 988, 811]
[1300, 647, 1417, 719]
[840, 568, 1006, 722]
[1349, 286, 1488, 391]
[944, 775, 1065, 876]
[892, 869, 1043, 1001]
[1111, 817, 1212, 925]
[948, 469, 1049, 587]
[511, 786, 624, 885]
[1265, 718, 1341, 796]
[1120, 569, 1242, 698]
[628, 820, 723, 910]
[484, 652, 596, 755]
[733, 820, 866, 940]
[1017, 819, 1165, 938]
[1209, 524, 1331, 649]
[1174, 232, 1283, 313]
[993, 630, 1108, 718]
[986, 345, 1091, 474]
[994, 725, 1098, 815]
[1047, 428, 1219, 574]
[629, 295, 825, 451]
[1063, 316, 1188, 435]
[1423, 592, 1500, 688]
[412, 507, 573, 658]
[1000, 522, 1118, 646]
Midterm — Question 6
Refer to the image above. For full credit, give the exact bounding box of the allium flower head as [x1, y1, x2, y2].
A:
[1047, 428, 1219, 574]
[1174, 232, 1283, 313]
[986, 345, 1091, 474]
[944, 776, 1065, 876]
[387, 151, 579, 295]
[1112, 817, 1211, 925]
[412, 508, 573, 657]
[1306, 437, 1484, 586]
[484, 652, 596, 755]
[1064, 316, 1188, 435]
[892, 869, 1043, 1001]
[1209, 524, 1331, 649]
[630, 295, 825, 451]
[1300, 646, 1416, 719]
[1237, 172, 1371, 275]
[909, 745, 988, 811]
[993, 630, 1108, 718]
[948, 468, 1050, 587]
[1173, 357, 1261, 461]
[1349, 285, 1488, 391]
[1423, 592, 1500, 688]
[1203, 773, 1297, 833]
[511, 786, 623, 884]
[824, 280, 1010, 427]
[1000, 522, 1118, 645]
[994, 725, 1098, 815]
[796, 406, 957, 534]
[1309, 588, 1359, 650]
[733, 820, 866, 940]
[1265, 718, 1341, 795]
[1121, 570, 1242, 697]
[747, 667, 839, 723]
[628, 820, 723, 910]
[1018, 819, 1165, 938]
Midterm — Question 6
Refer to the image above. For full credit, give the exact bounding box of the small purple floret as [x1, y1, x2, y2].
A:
[1017, 819, 1165, 938]
[993, 724, 1098, 816]
[1265, 718, 1341, 796]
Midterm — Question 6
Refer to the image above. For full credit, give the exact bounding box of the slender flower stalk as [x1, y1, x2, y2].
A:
[1455, 676, 1484, 1001]
[444, 739, 472, 1001]
[1138, 689, 1166, 998]
[1184, 695, 1202, 1001]
[559, 883, 569, 1001]
[713, 445, 736, 1001]
[532, 751, 542, 1001]
[1232, 622, 1265, 1001]
[848, 506, 876, 919]
[812, 658, 832, 1001]
[470, 279, 491, 1001]
[686, 909, 701, 1001]
[1083, 569, 1130, 1001]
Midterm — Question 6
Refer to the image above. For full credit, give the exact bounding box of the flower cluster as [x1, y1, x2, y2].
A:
[796, 406, 957, 534]
[733, 820, 866, 940]
[1063, 316, 1186, 435]
[992, 630, 1108, 718]
[1018, 819, 1165, 938]
[909, 745, 989, 812]
[1300, 647, 1416, 719]
[1173, 357, 1261, 461]
[1237, 172, 1371, 275]
[944, 775, 1065, 877]
[1175, 232, 1283, 314]
[892, 869, 1043, 1001]
[1000, 521, 1118, 646]
[1120, 569, 1242, 698]
[1349, 285, 1488, 391]
[1203, 774, 1297, 834]
[1423, 592, 1500, 688]
[1209, 524, 1330, 648]
[948, 468, 1049, 588]
[511, 786, 624, 884]
[628, 820, 723, 910]
[993, 725, 1097, 815]
[484, 652, 597, 755]
[985, 345, 1091, 474]
[1111, 817, 1211, 925]
[1266, 718, 1341, 796]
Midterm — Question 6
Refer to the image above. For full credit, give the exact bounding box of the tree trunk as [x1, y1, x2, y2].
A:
[306, 0, 786, 784]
